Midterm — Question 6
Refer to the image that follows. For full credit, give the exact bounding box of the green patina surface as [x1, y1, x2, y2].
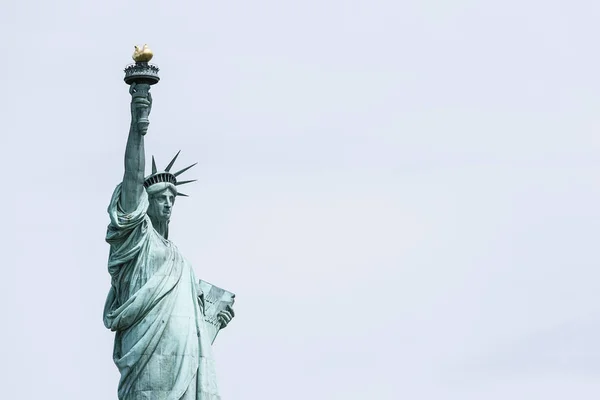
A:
[103, 56, 235, 400]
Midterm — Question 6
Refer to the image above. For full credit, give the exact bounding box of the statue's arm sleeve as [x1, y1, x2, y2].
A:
[106, 183, 150, 250]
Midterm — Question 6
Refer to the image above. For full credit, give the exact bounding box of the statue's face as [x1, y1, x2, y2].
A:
[148, 189, 175, 222]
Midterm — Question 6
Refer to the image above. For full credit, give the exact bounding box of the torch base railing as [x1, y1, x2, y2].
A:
[124, 62, 160, 86]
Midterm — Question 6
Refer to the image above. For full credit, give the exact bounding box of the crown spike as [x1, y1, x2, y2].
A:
[175, 179, 197, 186]
[176, 192, 189, 197]
[165, 150, 181, 172]
[151, 156, 157, 174]
[173, 162, 198, 177]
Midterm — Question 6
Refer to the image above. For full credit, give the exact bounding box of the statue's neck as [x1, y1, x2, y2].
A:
[149, 217, 169, 239]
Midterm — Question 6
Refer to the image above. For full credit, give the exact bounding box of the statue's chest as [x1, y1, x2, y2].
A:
[117, 232, 177, 303]
[147, 232, 174, 268]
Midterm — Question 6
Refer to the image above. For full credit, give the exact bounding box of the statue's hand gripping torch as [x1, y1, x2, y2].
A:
[130, 82, 152, 135]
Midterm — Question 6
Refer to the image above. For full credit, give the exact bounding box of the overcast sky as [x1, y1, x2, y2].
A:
[1, 0, 600, 399]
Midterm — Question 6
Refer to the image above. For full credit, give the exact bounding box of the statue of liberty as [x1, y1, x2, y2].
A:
[103, 46, 235, 400]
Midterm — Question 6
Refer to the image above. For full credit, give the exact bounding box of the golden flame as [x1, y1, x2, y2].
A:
[132, 44, 153, 62]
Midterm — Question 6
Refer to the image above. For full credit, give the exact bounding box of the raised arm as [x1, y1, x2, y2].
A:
[120, 83, 152, 213]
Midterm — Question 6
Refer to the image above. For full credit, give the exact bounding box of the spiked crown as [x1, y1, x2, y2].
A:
[143, 151, 197, 197]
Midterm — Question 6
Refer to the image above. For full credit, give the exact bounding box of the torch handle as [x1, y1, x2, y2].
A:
[130, 83, 152, 135]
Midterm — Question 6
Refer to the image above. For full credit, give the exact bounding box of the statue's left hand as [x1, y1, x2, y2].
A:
[217, 305, 235, 329]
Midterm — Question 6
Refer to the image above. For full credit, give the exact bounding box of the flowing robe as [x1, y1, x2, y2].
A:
[103, 184, 220, 400]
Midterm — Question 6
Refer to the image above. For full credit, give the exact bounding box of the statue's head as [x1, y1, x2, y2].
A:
[147, 182, 177, 222]
[143, 151, 197, 233]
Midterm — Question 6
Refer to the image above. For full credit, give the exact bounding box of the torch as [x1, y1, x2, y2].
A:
[124, 44, 160, 135]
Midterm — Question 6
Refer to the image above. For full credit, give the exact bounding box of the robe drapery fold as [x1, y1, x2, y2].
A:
[104, 184, 220, 400]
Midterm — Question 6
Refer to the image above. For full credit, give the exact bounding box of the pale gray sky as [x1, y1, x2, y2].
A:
[1, 0, 599, 399]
